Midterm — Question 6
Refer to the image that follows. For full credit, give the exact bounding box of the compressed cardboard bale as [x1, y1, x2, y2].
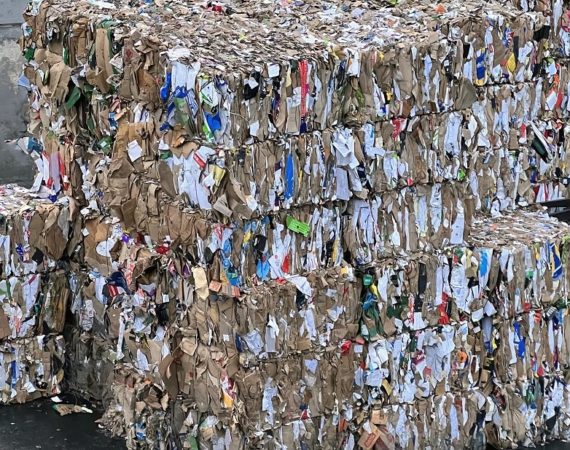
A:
[99, 367, 171, 450]
[18, 0, 569, 222]
[0, 334, 65, 404]
[78, 181, 476, 293]
[12, 0, 570, 449]
[0, 184, 81, 276]
[0, 185, 82, 340]
[20, 0, 551, 145]
[75, 209, 570, 449]
[0, 270, 71, 340]
[87, 83, 568, 221]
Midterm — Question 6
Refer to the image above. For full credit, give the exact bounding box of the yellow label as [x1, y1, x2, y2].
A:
[507, 53, 516, 73]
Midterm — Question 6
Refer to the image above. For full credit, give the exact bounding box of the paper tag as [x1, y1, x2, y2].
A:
[127, 140, 143, 162]
[267, 63, 280, 78]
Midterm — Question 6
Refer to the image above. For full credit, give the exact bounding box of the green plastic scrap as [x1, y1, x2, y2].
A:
[286, 216, 310, 237]
[555, 298, 568, 309]
[23, 47, 35, 62]
[98, 136, 113, 153]
[458, 168, 466, 181]
[86, 116, 95, 133]
[354, 89, 365, 108]
[363, 274, 373, 286]
[99, 19, 119, 30]
[160, 150, 173, 160]
[202, 122, 214, 142]
[65, 86, 82, 110]
[173, 97, 190, 127]
[187, 436, 199, 450]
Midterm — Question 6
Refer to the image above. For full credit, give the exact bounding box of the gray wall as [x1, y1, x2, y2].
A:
[0, 0, 34, 186]
[3, 0, 27, 24]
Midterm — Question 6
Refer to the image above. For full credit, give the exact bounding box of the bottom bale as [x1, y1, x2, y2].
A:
[0, 335, 65, 404]
[100, 367, 174, 449]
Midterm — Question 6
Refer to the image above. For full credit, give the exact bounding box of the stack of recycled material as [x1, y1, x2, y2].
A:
[0, 184, 80, 404]
[11, 0, 570, 448]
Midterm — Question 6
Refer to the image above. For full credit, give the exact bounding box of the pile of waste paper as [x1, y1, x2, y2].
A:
[1, 0, 570, 448]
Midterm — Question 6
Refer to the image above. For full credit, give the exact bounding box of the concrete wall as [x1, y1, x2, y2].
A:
[3, 0, 27, 24]
[0, 0, 34, 186]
